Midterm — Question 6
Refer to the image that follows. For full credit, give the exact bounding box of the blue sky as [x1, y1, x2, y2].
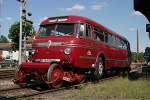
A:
[0, 0, 149, 52]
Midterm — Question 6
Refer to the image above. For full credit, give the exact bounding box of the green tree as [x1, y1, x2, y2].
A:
[0, 35, 9, 43]
[131, 52, 144, 62]
[8, 22, 35, 50]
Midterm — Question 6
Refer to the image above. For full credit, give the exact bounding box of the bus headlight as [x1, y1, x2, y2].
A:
[64, 48, 71, 55]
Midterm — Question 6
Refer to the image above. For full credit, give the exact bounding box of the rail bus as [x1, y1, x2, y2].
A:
[16, 15, 131, 88]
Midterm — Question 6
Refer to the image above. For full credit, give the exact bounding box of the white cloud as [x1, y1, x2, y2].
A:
[91, 5, 103, 11]
[132, 11, 143, 16]
[0, 17, 12, 22]
[58, 2, 107, 12]
[5, 17, 12, 21]
[129, 28, 136, 31]
[65, 4, 85, 12]
[91, 2, 107, 11]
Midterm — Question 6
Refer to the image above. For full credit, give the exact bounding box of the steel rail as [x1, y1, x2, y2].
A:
[0, 86, 24, 92]
[0, 75, 120, 99]
[15, 75, 120, 99]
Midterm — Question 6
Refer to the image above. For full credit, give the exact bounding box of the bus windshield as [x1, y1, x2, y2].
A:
[38, 23, 75, 36]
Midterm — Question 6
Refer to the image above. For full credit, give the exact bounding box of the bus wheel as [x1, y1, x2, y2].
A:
[95, 57, 104, 79]
[47, 63, 63, 88]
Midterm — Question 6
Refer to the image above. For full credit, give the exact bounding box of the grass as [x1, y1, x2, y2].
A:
[63, 78, 150, 100]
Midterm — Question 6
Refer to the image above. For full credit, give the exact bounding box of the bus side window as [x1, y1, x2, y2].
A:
[116, 38, 122, 48]
[108, 34, 113, 44]
[112, 36, 116, 46]
[91, 26, 96, 39]
[104, 33, 108, 43]
[86, 24, 91, 38]
[77, 23, 85, 36]
[94, 27, 104, 41]
[122, 41, 127, 49]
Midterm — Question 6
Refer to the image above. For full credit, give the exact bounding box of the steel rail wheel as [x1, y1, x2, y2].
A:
[15, 68, 24, 82]
[95, 57, 104, 79]
[14, 68, 27, 87]
[47, 63, 63, 88]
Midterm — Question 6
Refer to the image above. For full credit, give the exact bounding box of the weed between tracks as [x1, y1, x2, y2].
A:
[63, 77, 150, 100]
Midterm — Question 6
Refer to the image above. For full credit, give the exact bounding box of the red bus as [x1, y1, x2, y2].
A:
[16, 15, 131, 88]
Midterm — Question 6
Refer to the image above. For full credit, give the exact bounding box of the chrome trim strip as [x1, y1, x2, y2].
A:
[80, 56, 96, 60]
[63, 44, 100, 50]
[35, 42, 100, 50]
[37, 42, 63, 47]
[106, 59, 128, 62]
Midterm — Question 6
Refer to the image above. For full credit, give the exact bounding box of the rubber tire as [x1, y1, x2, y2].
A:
[47, 63, 63, 88]
[95, 57, 104, 79]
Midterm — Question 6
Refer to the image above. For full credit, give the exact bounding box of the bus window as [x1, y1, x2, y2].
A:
[94, 27, 104, 41]
[122, 41, 127, 49]
[56, 23, 75, 35]
[38, 23, 75, 36]
[116, 38, 122, 48]
[38, 24, 55, 36]
[86, 24, 91, 38]
[91, 27, 96, 40]
[104, 32, 108, 43]
[77, 23, 85, 36]
[108, 34, 113, 44]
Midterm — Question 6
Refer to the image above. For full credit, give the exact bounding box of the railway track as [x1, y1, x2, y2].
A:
[0, 75, 120, 99]
[0, 69, 15, 79]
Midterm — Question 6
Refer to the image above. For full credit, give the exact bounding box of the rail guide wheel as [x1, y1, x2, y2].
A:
[14, 68, 26, 87]
[47, 63, 63, 88]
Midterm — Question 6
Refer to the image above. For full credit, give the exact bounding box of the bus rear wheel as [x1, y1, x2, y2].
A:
[95, 57, 105, 79]
[47, 63, 63, 88]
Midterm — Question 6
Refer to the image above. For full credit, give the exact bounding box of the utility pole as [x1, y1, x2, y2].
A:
[136, 29, 139, 61]
[17, 0, 32, 65]
[17, 0, 27, 65]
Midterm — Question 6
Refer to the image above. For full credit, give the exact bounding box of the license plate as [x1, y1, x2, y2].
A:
[63, 77, 70, 81]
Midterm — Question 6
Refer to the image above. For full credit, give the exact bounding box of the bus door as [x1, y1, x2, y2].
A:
[77, 23, 96, 67]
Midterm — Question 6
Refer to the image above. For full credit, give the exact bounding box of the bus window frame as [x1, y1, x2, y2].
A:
[85, 23, 92, 39]
[77, 23, 85, 37]
[93, 26, 104, 42]
[38, 22, 78, 37]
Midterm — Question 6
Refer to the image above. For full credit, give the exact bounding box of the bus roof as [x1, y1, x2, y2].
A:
[41, 15, 127, 41]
